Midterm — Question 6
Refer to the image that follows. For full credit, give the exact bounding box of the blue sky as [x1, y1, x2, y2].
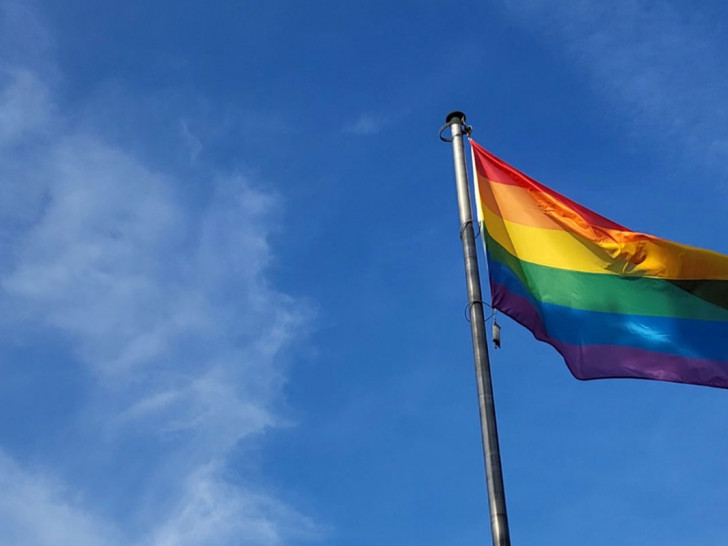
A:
[1, 0, 728, 544]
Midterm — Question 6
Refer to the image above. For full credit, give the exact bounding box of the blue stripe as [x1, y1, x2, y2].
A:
[488, 256, 728, 361]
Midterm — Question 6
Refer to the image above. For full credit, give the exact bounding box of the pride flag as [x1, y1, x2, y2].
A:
[471, 139, 728, 389]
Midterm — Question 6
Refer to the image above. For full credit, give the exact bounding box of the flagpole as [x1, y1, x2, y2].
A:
[443, 111, 511, 546]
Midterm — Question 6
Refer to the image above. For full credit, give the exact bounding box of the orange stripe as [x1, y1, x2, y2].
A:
[477, 172, 564, 231]
[471, 139, 626, 231]
[477, 171, 681, 251]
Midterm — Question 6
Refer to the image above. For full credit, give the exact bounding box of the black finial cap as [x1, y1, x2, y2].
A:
[445, 111, 466, 124]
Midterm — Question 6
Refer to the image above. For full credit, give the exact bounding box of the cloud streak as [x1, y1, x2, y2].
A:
[0, 451, 118, 546]
[0, 2, 316, 544]
[344, 114, 384, 135]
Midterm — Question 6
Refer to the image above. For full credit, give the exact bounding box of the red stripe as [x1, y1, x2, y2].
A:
[471, 139, 627, 232]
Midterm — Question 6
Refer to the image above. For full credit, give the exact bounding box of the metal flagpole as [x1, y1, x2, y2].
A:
[442, 111, 511, 546]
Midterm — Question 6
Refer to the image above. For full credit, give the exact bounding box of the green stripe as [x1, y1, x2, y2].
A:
[668, 279, 728, 313]
[484, 230, 728, 321]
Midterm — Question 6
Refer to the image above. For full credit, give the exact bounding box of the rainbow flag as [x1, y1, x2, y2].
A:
[471, 139, 728, 389]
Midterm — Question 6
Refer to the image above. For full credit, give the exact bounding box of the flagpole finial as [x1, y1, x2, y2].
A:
[440, 112, 470, 142]
[446, 111, 466, 124]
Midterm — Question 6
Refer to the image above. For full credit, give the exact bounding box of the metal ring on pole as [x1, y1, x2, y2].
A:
[459, 220, 481, 240]
[438, 122, 453, 142]
[459, 220, 473, 240]
[464, 299, 493, 323]
[440, 121, 472, 142]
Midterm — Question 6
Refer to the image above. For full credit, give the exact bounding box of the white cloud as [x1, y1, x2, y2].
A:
[0, 2, 317, 544]
[500, 0, 728, 165]
[180, 121, 203, 162]
[344, 114, 384, 135]
[0, 0, 55, 70]
[0, 68, 50, 147]
[150, 463, 319, 546]
[0, 451, 119, 546]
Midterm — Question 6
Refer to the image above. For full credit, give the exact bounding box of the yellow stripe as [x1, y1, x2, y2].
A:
[482, 205, 728, 280]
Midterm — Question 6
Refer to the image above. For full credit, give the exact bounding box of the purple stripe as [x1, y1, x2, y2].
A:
[491, 279, 728, 389]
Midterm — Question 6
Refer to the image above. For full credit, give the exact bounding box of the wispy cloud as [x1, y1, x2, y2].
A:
[180, 121, 203, 162]
[0, 451, 118, 546]
[151, 463, 319, 546]
[344, 114, 384, 135]
[0, 2, 317, 544]
[500, 0, 728, 165]
[0, 68, 49, 147]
